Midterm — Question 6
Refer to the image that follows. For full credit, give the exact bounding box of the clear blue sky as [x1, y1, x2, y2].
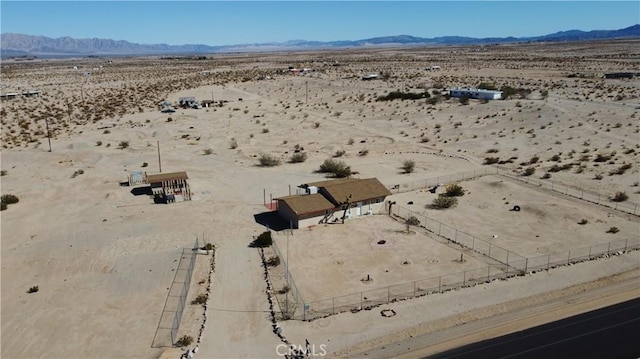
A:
[1, 1, 638, 46]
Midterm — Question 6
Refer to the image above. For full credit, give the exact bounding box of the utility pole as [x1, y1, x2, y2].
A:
[44, 118, 52, 152]
[157, 140, 162, 172]
[305, 81, 308, 104]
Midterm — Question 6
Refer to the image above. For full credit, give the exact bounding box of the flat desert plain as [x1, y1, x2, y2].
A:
[1, 39, 639, 359]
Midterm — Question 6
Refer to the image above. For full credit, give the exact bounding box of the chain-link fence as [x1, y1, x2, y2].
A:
[495, 165, 639, 215]
[271, 232, 305, 320]
[280, 203, 638, 321]
[266, 166, 638, 321]
[390, 167, 496, 194]
[152, 237, 199, 347]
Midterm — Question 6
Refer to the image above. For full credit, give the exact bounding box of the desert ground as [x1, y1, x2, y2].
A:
[1, 39, 639, 359]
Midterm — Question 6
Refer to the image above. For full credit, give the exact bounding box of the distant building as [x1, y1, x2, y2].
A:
[22, 90, 41, 97]
[178, 97, 196, 108]
[449, 87, 503, 100]
[1, 90, 41, 100]
[603, 72, 639, 79]
[0, 93, 19, 101]
[362, 74, 380, 80]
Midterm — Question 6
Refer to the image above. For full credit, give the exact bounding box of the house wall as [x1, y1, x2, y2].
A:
[296, 198, 387, 228]
[344, 198, 386, 218]
[277, 202, 299, 229]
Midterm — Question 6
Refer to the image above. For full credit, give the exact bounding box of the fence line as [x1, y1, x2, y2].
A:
[391, 204, 528, 273]
[293, 238, 638, 321]
[494, 165, 639, 216]
[391, 167, 495, 194]
[281, 204, 639, 321]
[271, 233, 306, 320]
[266, 167, 638, 321]
[152, 236, 199, 347]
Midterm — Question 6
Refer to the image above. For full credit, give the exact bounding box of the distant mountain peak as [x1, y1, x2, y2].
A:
[1, 24, 638, 58]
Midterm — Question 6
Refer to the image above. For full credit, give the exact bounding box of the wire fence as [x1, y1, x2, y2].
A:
[152, 237, 199, 347]
[271, 232, 306, 320]
[494, 165, 639, 216]
[390, 167, 495, 194]
[277, 204, 639, 321]
[389, 165, 638, 216]
[266, 167, 638, 321]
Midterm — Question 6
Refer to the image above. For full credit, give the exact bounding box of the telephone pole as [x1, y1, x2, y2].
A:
[44, 118, 52, 152]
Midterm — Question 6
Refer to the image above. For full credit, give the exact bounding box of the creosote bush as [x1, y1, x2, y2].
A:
[431, 195, 458, 209]
[258, 154, 281, 167]
[611, 192, 629, 202]
[484, 157, 500, 165]
[318, 159, 352, 178]
[176, 335, 193, 347]
[267, 256, 280, 267]
[401, 160, 415, 173]
[523, 167, 536, 176]
[1, 194, 19, 205]
[27, 285, 39, 293]
[289, 152, 307, 163]
[444, 183, 465, 197]
[406, 216, 420, 226]
[191, 293, 208, 305]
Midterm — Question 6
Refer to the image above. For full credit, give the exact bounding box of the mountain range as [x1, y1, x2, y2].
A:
[1, 25, 639, 58]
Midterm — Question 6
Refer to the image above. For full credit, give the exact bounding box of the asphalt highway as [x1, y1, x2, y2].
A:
[427, 297, 640, 359]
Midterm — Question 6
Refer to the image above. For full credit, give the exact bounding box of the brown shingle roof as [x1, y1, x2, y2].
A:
[276, 193, 336, 215]
[303, 177, 360, 188]
[308, 178, 392, 205]
[146, 171, 188, 183]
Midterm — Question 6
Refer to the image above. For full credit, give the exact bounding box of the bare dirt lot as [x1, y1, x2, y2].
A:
[1, 39, 639, 358]
[389, 174, 640, 257]
[271, 215, 501, 303]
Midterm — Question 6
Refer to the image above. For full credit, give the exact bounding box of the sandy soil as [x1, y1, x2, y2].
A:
[1, 39, 639, 358]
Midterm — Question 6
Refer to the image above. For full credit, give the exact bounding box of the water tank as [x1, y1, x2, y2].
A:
[307, 186, 318, 194]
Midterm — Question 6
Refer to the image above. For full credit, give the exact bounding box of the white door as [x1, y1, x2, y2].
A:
[356, 202, 362, 216]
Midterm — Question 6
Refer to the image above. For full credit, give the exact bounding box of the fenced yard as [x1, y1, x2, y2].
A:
[265, 168, 639, 321]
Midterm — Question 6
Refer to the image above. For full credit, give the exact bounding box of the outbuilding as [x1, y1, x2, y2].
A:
[449, 87, 503, 100]
[146, 171, 191, 203]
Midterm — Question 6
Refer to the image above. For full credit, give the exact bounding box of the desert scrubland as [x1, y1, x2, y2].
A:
[1, 39, 639, 358]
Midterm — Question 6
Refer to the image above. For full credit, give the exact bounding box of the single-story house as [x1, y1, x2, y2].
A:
[449, 87, 503, 100]
[275, 178, 391, 229]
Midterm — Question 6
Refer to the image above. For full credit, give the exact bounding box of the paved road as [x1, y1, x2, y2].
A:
[350, 272, 639, 359]
[427, 297, 640, 359]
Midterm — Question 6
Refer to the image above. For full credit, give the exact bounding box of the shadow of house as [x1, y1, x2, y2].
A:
[253, 211, 291, 232]
[130, 186, 153, 196]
